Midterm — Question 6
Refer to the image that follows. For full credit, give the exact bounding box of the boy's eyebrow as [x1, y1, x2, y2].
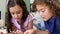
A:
[38, 8, 45, 11]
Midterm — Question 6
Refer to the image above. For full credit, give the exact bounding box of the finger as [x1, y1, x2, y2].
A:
[10, 31, 18, 34]
[0, 32, 2, 34]
[0, 32, 4, 34]
[24, 29, 35, 34]
[45, 30, 49, 32]
[24, 32, 28, 34]
[24, 31, 29, 34]
[46, 30, 48, 31]
[15, 30, 23, 34]
[17, 30, 23, 33]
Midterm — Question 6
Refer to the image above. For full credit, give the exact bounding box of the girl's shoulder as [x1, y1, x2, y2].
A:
[24, 14, 33, 26]
[25, 14, 34, 22]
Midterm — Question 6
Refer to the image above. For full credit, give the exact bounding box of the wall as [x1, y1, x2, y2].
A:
[0, 0, 7, 20]
[24, 0, 30, 12]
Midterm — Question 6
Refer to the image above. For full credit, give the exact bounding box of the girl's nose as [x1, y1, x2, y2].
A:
[14, 14, 18, 18]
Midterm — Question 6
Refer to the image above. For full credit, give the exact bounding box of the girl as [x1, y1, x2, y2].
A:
[24, 0, 60, 34]
[5, 0, 33, 34]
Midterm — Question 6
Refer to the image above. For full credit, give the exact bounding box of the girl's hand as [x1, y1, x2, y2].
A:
[8, 30, 23, 34]
[24, 29, 36, 34]
[0, 32, 4, 34]
[14, 30, 23, 34]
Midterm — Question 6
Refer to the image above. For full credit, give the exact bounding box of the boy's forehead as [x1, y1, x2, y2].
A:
[36, 5, 47, 9]
[36, 4, 50, 9]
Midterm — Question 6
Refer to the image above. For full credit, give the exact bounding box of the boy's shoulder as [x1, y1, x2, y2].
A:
[55, 16, 60, 23]
[54, 16, 60, 33]
[56, 16, 60, 20]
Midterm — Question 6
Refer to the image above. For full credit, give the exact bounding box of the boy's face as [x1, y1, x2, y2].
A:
[9, 5, 23, 22]
[36, 5, 53, 21]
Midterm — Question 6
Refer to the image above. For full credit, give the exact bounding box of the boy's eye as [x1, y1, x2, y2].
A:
[41, 10, 44, 12]
[37, 10, 41, 12]
[38, 8, 45, 12]
[40, 9, 45, 12]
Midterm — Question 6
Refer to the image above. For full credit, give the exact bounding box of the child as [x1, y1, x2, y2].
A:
[24, 0, 60, 34]
[5, 0, 33, 34]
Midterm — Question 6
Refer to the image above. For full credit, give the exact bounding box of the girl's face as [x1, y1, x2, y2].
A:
[9, 5, 23, 22]
[36, 5, 53, 21]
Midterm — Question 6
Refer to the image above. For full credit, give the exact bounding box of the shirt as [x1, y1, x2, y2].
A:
[11, 14, 33, 32]
[44, 16, 60, 34]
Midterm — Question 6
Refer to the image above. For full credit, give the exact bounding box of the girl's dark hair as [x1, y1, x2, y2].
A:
[5, 0, 29, 32]
[32, 0, 60, 17]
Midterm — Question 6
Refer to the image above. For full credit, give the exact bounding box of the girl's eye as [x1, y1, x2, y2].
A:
[16, 11, 20, 14]
[16, 11, 22, 14]
[11, 13, 15, 15]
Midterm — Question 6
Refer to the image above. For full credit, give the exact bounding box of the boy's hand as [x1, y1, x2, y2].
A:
[35, 30, 49, 34]
[24, 29, 49, 34]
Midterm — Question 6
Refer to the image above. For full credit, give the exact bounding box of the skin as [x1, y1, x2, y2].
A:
[24, 29, 49, 34]
[9, 5, 33, 34]
[36, 4, 53, 21]
[24, 4, 53, 34]
[9, 5, 23, 23]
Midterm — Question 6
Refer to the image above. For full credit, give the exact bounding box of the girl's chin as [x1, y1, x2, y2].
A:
[16, 19, 20, 22]
[17, 20, 20, 22]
